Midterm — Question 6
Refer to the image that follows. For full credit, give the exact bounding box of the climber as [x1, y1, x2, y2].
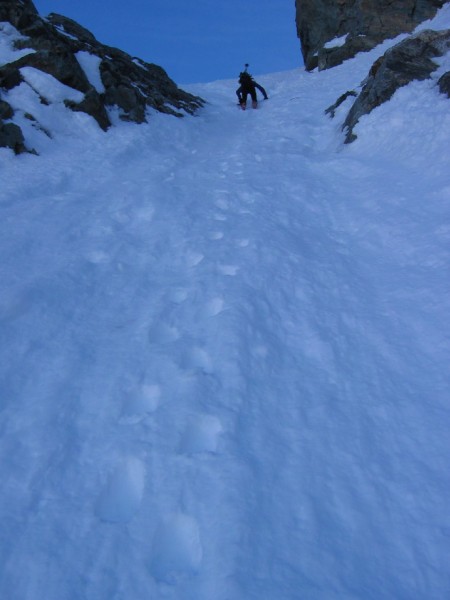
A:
[236, 64, 268, 109]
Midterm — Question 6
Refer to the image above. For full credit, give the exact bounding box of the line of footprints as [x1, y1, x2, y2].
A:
[95, 381, 223, 584]
[94, 195, 249, 585]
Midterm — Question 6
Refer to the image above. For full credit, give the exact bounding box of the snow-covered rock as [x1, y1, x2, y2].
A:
[0, 1, 203, 152]
[296, 0, 448, 70]
[341, 28, 450, 142]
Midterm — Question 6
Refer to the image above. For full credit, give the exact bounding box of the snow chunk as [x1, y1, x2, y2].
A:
[20, 66, 84, 103]
[179, 415, 223, 454]
[150, 514, 203, 583]
[75, 51, 105, 93]
[95, 457, 146, 523]
[0, 22, 35, 66]
[132, 57, 149, 71]
[120, 384, 161, 424]
[53, 25, 79, 42]
[324, 34, 348, 49]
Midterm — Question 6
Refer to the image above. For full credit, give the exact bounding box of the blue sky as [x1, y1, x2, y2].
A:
[32, 1, 302, 84]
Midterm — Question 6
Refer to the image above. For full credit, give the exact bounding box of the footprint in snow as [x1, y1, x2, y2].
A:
[215, 198, 229, 210]
[119, 383, 161, 424]
[238, 191, 255, 204]
[95, 457, 145, 523]
[85, 250, 110, 264]
[148, 322, 179, 344]
[179, 415, 223, 455]
[218, 264, 239, 276]
[208, 231, 224, 240]
[206, 297, 225, 316]
[149, 513, 203, 584]
[179, 346, 213, 375]
[133, 204, 155, 222]
[169, 287, 189, 304]
[186, 251, 204, 267]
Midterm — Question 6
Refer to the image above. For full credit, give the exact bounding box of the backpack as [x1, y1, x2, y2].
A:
[239, 72, 253, 85]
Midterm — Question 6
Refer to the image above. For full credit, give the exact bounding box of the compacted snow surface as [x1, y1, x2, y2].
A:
[1, 10, 450, 600]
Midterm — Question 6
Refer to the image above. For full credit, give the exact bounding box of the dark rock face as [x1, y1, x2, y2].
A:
[327, 29, 450, 142]
[0, 0, 204, 153]
[295, 0, 447, 70]
[324, 90, 358, 119]
[0, 121, 26, 153]
[0, 0, 39, 30]
[438, 70, 450, 95]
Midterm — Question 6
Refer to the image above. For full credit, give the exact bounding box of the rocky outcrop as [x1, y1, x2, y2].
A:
[0, 120, 26, 153]
[295, 0, 447, 70]
[0, 0, 39, 30]
[438, 70, 450, 95]
[326, 29, 450, 142]
[0, 0, 204, 153]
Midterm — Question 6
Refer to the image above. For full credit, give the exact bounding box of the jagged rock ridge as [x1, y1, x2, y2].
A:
[294, 1, 450, 143]
[296, 0, 447, 71]
[0, 0, 204, 153]
[336, 28, 450, 142]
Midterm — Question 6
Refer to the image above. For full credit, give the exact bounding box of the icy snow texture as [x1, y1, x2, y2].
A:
[0, 7, 449, 600]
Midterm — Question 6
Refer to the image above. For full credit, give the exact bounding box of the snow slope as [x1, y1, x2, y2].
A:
[1, 9, 450, 600]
